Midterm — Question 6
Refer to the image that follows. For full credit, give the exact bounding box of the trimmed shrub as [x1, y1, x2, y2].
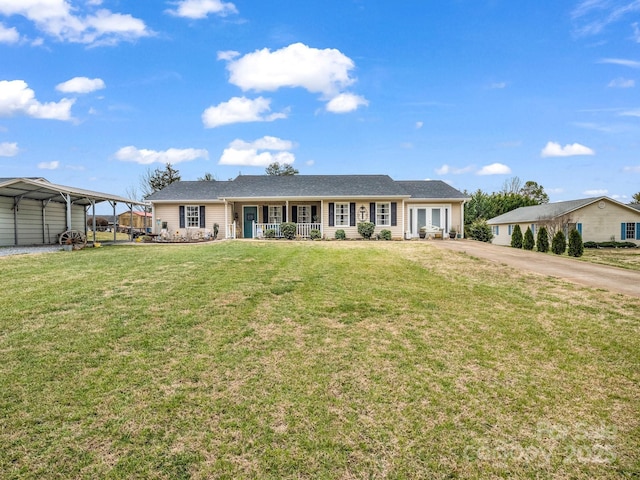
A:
[309, 229, 322, 240]
[264, 228, 276, 239]
[379, 229, 392, 241]
[551, 231, 566, 255]
[280, 222, 297, 240]
[568, 228, 584, 257]
[536, 226, 549, 252]
[510, 224, 523, 248]
[335, 229, 346, 240]
[467, 219, 493, 243]
[357, 222, 375, 240]
[523, 227, 534, 250]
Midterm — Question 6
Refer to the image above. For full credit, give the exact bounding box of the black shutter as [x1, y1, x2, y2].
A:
[311, 205, 317, 222]
[391, 202, 397, 226]
[263, 206, 268, 223]
[370, 203, 376, 225]
[282, 205, 287, 222]
[350, 203, 356, 226]
[292, 206, 298, 223]
[200, 206, 206, 228]
[179, 206, 185, 228]
[328, 203, 335, 226]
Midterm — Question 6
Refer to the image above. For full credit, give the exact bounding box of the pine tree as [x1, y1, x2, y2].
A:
[510, 224, 523, 248]
[536, 226, 549, 253]
[568, 228, 584, 257]
[523, 227, 535, 250]
[551, 231, 566, 255]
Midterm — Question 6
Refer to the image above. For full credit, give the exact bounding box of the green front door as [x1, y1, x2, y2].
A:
[243, 206, 257, 238]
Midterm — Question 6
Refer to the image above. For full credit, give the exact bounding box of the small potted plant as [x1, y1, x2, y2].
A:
[419, 227, 427, 239]
[449, 227, 457, 239]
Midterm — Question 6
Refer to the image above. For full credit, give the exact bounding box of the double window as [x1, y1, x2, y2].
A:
[335, 203, 349, 226]
[625, 222, 636, 240]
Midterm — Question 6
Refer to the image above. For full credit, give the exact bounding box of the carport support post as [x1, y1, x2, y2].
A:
[109, 200, 117, 242]
[90, 200, 96, 244]
[61, 192, 72, 230]
[129, 204, 134, 241]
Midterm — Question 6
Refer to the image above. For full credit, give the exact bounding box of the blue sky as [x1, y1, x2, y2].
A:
[1, 0, 639, 209]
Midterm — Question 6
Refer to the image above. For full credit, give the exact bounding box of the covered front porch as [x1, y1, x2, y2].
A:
[229, 201, 322, 239]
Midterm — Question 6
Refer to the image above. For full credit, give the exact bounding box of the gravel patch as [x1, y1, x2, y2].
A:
[0, 245, 64, 257]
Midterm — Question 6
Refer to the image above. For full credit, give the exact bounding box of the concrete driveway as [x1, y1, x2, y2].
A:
[430, 239, 640, 298]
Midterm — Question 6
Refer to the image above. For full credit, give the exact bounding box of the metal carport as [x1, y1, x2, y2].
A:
[0, 177, 148, 246]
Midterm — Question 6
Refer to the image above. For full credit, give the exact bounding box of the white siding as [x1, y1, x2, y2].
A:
[153, 202, 230, 238]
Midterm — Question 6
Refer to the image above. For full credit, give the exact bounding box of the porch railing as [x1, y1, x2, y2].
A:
[226, 222, 236, 239]
[253, 222, 321, 238]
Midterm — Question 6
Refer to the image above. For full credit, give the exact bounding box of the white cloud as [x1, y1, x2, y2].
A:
[220, 42, 367, 111]
[38, 160, 59, 170]
[599, 58, 640, 68]
[583, 189, 608, 196]
[325, 93, 368, 113]
[415, 121, 423, 129]
[573, 1, 640, 36]
[218, 135, 295, 167]
[0, 80, 75, 120]
[608, 77, 635, 87]
[619, 108, 640, 117]
[0, 22, 19, 43]
[0, 0, 151, 46]
[541, 141, 595, 157]
[166, 0, 237, 19]
[623, 165, 640, 172]
[436, 164, 474, 175]
[56, 76, 105, 94]
[114, 146, 209, 165]
[477, 163, 511, 175]
[202, 96, 287, 128]
[489, 81, 507, 89]
[0, 141, 18, 156]
[634, 21, 640, 42]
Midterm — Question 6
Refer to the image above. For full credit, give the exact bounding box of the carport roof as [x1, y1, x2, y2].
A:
[0, 177, 145, 207]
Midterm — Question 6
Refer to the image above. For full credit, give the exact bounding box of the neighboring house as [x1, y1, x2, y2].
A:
[0, 177, 144, 246]
[117, 210, 152, 231]
[487, 197, 640, 246]
[146, 175, 469, 240]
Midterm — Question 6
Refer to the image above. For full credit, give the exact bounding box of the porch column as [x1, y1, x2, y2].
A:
[401, 199, 405, 240]
[320, 201, 324, 236]
[223, 199, 228, 239]
[129, 204, 134, 241]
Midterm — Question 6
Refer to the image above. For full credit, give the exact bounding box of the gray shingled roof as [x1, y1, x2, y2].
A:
[225, 175, 408, 198]
[487, 197, 602, 224]
[396, 180, 469, 199]
[146, 181, 231, 201]
[146, 175, 469, 201]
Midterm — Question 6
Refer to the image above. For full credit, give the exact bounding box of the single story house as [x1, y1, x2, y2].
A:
[146, 175, 469, 240]
[0, 177, 145, 246]
[487, 196, 640, 246]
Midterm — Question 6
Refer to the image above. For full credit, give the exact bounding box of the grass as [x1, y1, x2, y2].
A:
[87, 231, 133, 242]
[0, 241, 638, 479]
[579, 248, 640, 271]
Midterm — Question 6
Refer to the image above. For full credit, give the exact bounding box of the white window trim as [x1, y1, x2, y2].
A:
[186, 205, 200, 228]
[376, 202, 391, 227]
[297, 205, 311, 223]
[335, 203, 349, 226]
[268, 205, 282, 224]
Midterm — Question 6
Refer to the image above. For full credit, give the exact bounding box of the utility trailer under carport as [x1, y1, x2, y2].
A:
[0, 177, 147, 247]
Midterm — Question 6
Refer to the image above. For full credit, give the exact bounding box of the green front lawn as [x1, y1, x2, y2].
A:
[0, 241, 638, 478]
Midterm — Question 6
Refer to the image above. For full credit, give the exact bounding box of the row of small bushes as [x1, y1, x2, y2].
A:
[511, 225, 584, 257]
[334, 224, 392, 241]
[584, 241, 638, 249]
